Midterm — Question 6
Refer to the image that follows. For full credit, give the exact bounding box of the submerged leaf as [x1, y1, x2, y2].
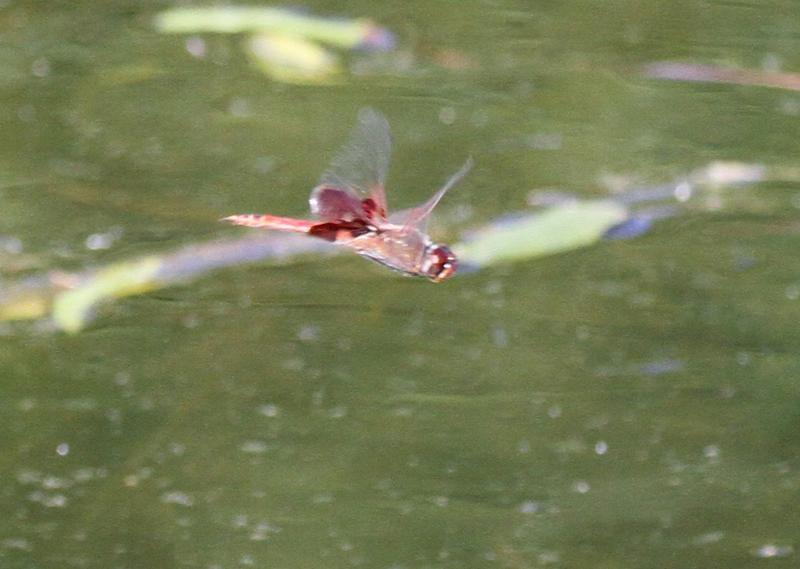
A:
[0, 291, 49, 321]
[51, 257, 163, 333]
[454, 201, 628, 268]
[245, 32, 341, 85]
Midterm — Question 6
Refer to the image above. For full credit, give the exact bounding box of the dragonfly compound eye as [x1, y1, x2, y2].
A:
[423, 245, 457, 282]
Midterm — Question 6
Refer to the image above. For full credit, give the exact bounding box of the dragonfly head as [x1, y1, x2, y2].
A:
[422, 244, 457, 282]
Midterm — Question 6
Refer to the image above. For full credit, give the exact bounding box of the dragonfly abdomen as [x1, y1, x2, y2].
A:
[221, 214, 316, 232]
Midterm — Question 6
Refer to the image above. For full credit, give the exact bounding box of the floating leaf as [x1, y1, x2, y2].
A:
[154, 6, 394, 52]
[245, 32, 341, 85]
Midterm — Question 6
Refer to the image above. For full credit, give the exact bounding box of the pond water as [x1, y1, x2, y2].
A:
[2, 1, 799, 568]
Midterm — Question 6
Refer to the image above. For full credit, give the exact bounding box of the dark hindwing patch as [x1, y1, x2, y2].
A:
[308, 219, 373, 242]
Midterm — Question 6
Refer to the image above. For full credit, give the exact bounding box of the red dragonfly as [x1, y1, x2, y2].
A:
[223, 108, 472, 282]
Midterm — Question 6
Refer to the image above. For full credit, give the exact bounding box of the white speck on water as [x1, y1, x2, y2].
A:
[517, 439, 530, 454]
[538, 551, 561, 565]
[594, 441, 608, 455]
[282, 357, 305, 371]
[674, 181, 693, 202]
[438, 106, 457, 125]
[785, 284, 800, 300]
[250, 521, 280, 541]
[169, 442, 186, 456]
[703, 445, 720, 460]
[17, 470, 42, 485]
[258, 403, 279, 417]
[328, 405, 348, 419]
[313, 493, 333, 504]
[85, 228, 121, 251]
[161, 491, 194, 507]
[185, 36, 207, 58]
[736, 351, 751, 366]
[64, 398, 97, 411]
[392, 406, 413, 417]
[761, 53, 782, 73]
[105, 408, 122, 424]
[114, 372, 131, 386]
[72, 468, 99, 483]
[42, 476, 70, 489]
[2, 538, 32, 551]
[253, 155, 275, 174]
[240, 440, 269, 454]
[548, 405, 562, 419]
[519, 500, 539, 514]
[483, 551, 497, 561]
[122, 472, 143, 488]
[31, 57, 51, 77]
[432, 496, 449, 507]
[692, 530, 725, 546]
[28, 491, 67, 507]
[490, 326, 508, 347]
[232, 514, 249, 528]
[17, 398, 36, 412]
[754, 544, 794, 558]
[56, 443, 70, 456]
[228, 97, 251, 118]
[573, 481, 591, 494]
[239, 554, 256, 566]
[526, 132, 562, 150]
[0, 236, 22, 254]
[297, 325, 319, 342]
[47, 494, 68, 507]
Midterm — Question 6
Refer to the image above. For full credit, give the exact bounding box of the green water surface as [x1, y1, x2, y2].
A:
[1, 1, 799, 568]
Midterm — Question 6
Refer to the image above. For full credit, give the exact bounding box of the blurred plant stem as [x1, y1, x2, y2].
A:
[0, 161, 770, 332]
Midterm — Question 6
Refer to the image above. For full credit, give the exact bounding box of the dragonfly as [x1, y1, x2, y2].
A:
[223, 108, 472, 282]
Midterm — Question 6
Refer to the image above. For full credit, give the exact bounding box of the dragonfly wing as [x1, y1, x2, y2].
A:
[309, 185, 365, 221]
[318, 107, 392, 221]
[399, 157, 473, 229]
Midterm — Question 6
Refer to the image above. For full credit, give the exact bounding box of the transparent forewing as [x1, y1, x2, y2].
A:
[398, 157, 473, 230]
[318, 107, 391, 219]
